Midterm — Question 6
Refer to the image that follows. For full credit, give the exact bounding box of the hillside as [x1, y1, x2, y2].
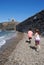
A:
[16, 10, 44, 33]
[0, 19, 19, 31]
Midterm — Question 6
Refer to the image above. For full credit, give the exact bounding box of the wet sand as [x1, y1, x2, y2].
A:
[0, 31, 24, 65]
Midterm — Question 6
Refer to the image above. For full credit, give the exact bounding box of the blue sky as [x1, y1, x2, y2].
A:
[0, 0, 44, 22]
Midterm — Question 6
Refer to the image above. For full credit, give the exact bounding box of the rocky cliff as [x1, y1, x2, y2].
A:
[16, 10, 44, 33]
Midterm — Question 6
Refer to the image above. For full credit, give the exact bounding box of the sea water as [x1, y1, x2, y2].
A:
[0, 30, 16, 48]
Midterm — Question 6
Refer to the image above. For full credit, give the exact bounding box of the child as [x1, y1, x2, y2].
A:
[34, 29, 40, 51]
[28, 28, 33, 43]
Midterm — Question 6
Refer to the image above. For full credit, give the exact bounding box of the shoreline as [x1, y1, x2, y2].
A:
[0, 31, 24, 65]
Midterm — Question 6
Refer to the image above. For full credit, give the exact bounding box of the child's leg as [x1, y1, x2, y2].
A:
[37, 45, 40, 50]
[35, 40, 40, 51]
[36, 41, 40, 51]
[29, 38, 31, 43]
[35, 40, 37, 49]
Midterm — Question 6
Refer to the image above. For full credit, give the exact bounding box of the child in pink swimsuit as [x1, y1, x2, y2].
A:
[28, 28, 33, 43]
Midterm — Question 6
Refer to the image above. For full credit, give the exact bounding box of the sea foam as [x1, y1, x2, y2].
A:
[0, 31, 16, 48]
[0, 36, 6, 48]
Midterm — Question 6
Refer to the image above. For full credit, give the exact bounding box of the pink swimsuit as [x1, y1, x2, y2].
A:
[28, 31, 33, 38]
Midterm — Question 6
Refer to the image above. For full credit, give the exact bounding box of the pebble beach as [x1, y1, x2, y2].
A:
[0, 31, 24, 65]
[0, 32, 44, 65]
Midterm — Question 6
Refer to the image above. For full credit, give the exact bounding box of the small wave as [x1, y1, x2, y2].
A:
[0, 31, 16, 48]
[0, 30, 2, 32]
[4, 32, 17, 40]
[0, 36, 5, 39]
[0, 40, 6, 48]
[0, 36, 6, 48]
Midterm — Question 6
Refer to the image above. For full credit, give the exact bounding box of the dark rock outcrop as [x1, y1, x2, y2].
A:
[16, 10, 44, 33]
